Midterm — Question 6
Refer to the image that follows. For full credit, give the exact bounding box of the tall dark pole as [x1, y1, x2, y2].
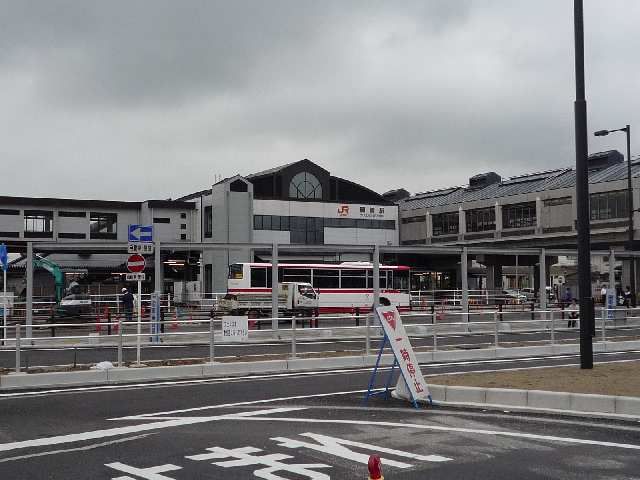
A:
[574, 0, 593, 369]
[626, 125, 635, 307]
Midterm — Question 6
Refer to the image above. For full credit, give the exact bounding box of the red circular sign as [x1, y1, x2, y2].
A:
[127, 254, 146, 273]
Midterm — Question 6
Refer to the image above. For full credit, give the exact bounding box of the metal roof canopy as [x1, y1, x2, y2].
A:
[26, 241, 640, 257]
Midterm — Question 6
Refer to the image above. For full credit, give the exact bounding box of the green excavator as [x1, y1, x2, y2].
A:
[34, 256, 65, 303]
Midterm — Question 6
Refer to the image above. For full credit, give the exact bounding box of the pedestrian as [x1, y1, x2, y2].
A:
[563, 287, 572, 306]
[624, 286, 632, 308]
[121, 287, 134, 322]
[601, 285, 607, 305]
[567, 298, 579, 328]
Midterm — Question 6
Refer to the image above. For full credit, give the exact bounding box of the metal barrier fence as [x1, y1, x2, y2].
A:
[2, 306, 640, 374]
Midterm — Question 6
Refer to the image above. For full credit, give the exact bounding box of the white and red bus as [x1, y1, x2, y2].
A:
[227, 262, 411, 313]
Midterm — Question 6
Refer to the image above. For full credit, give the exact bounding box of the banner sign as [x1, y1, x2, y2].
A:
[376, 306, 430, 403]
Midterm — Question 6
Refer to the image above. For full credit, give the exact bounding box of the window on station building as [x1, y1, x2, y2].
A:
[204, 206, 212, 238]
[401, 215, 425, 224]
[590, 190, 628, 221]
[89, 212, 117, 239]
[24, 210, 53, 236]
[432, 212, 459, 236]
[502, 202, 536, 229]
[466, 207, 495, 232]
[289, 172, 322, 199]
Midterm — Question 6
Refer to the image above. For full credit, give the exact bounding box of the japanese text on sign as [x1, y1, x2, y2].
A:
[221, 316, 249, 342]
[376, 306, 430, 401]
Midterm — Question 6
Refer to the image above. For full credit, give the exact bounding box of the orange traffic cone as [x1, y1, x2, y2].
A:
[368, 455, 383, 480]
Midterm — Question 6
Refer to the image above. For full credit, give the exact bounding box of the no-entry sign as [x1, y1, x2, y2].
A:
[127, 254, 146, 273]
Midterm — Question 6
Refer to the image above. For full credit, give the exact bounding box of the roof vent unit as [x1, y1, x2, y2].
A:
[382, 188, 410, 202]
[469, 172, 501, 189]
[587, 150, 623, 171]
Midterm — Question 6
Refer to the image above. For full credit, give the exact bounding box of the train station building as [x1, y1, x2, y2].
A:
[394, 150, 639, 294]
[0, 159, 398, 294]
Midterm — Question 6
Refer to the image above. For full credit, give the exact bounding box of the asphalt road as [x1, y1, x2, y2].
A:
[2, 325, 640, 370]
[1, 351, 640, 479]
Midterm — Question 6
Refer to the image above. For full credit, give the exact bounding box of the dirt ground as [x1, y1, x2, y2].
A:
[427, 360, 640, 397]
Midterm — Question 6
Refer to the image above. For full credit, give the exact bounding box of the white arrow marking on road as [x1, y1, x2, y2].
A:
[0, 407, 304, 453]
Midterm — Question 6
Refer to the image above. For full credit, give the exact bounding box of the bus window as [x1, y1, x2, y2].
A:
[392, 270, 409, 291]
[341, 269, 366, 288]
[250, 267, 267, 287]
[228, 264, 244, 280]
[367, 270, 388, 289]
[283, 268, 311, 284]
[313, 269, 339, 288]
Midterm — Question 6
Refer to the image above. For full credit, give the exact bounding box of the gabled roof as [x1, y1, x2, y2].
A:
[400, 156, 640, 211]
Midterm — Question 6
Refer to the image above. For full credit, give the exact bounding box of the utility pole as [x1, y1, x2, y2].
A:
[574, 0, 593, 369]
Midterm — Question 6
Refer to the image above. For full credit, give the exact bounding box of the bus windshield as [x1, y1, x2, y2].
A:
[228, 264, 244, 280]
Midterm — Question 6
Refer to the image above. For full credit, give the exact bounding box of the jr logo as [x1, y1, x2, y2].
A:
[337, 205, 349, 216]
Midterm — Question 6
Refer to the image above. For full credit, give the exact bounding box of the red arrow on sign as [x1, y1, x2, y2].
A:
[127, 254, 146, 273]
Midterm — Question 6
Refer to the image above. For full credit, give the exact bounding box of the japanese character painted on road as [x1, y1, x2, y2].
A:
[186, 445, 331, 480]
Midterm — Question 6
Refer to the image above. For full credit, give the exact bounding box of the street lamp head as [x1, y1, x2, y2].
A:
[594, 130, 610, 137]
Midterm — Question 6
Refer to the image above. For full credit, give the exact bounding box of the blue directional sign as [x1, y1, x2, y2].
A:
[0, 244, 7, 272]
[128, 224, 153, 243]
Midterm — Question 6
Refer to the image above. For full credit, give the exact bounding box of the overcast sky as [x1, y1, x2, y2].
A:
[1, 1, 638, 201]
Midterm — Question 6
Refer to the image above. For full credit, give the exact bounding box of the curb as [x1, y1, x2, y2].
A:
[427, 384, 640, 420]
[2, 339, 640, 392]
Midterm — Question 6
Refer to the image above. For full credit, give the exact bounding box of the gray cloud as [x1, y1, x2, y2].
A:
[0, 0, 638, 201]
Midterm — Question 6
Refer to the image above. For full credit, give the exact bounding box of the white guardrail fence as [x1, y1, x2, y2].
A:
[1, 304, 640, 374]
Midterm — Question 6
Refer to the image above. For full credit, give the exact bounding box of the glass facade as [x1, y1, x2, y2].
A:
[432, 212, 459, 236]
[502, 202, 536, 229]
[590, 190, 628, 221]
[253, 215, 395, 245]
[289, 172, 322, 199]
[24, 210, 53, 233]
[89, 212, 117, 239]
[466, 207, 495, 232]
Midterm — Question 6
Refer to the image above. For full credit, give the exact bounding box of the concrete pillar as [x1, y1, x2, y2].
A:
[485, 257, 503, 294]
[458, 206, 466, 240]
[494, 202, 502, 238]
[373, 244, 380, 309]
[425, 212, 432, 244]
[622, 259, 632, 291]
[26, 242, 33, 340]
[609, 249, 616, 292]
[539, 248, 547, 310]
[461, 247, 469, 320]
[536, 197, 543, 234]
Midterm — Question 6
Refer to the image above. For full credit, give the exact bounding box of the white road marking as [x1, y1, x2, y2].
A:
[228, 415, 640, 451]
[0, 407, 304, 454]
[111, 389, 375, 420]
[272, 432, 451, 466]
[0, 434, 151, 463]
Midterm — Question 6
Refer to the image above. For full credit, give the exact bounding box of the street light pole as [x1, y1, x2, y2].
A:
[594, 125, 634, 306]
[574, 0, 594, 369]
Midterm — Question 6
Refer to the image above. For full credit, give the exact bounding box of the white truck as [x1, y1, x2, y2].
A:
[218, 282, 319, 317]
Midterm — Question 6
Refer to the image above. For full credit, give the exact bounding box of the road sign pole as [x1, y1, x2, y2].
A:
[136, 279, 141, 366]
[2, 269, 6, 346]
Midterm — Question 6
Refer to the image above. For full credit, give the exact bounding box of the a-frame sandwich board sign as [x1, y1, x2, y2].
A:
[364, 305, 432, 408]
